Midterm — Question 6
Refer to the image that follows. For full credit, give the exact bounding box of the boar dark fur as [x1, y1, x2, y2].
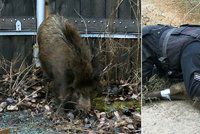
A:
[37, 15, 97, 111]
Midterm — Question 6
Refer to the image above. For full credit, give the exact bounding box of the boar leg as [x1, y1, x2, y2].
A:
[53, 70, 74, 102]
[145, 82, 189, 100]
[77, 94, 91, 111]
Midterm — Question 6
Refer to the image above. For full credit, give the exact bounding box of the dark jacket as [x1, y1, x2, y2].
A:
[142, 24, 200, 97]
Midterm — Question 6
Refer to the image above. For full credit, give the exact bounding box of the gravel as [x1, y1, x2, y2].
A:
[142, 101, 200, 134]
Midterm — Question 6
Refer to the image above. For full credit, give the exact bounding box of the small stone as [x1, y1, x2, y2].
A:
[134, 113, 141, 118]
[67, 112, 74, 120]
[127, 124, 134, 130]
[35, 86, 42, 90]
[84, 123, 92, 128]
[115, 120, 127, 127]
[114, 127, 121, 133]
[84, 117, 89, 124]
[99, 112, 106, 118]
[119, 97, 124, 101]
[0, 107, 3, 112]
[6, 98, 15, 104]
[125, 118, 133, 124]
[44, 105, 50, 111]
[114, 111, 121, 120]
[0, 102, 7, 112]
[94, 110, 101, 119]
[31, 99, 36, 103]
[131, 94, 138, 100]
[46, 112, 52, 115]
[0, 102, 8, 108]
[32, 93, 38, 98]
[112, 86, 121, 95]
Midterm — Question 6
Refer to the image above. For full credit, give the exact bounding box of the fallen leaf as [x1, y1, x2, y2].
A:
[7, 105, 18, 111]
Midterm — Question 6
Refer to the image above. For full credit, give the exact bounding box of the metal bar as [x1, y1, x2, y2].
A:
[80, 33, 141, 39]
[0, 32, 140, 38]
[36, 0, 45, 30]
[35, 0, 44, 66]
[0, 32, 36, 36]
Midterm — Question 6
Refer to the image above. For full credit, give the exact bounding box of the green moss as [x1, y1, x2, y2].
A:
[92, 97, 141, 112]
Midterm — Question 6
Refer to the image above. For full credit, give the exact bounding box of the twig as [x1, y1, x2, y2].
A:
[107, 0, 124, 30]
[13, 86, 43, 108]
[182, 2, 200, 22]
[12, 64, 34, 91]
[74, 9, 90, 45]
[9, 62, 13, 90]
[0, 0, 5, 16]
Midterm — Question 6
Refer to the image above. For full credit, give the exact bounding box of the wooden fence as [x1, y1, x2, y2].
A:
[0, 0, 36, 73]
[0, 0, 141, 75]
[48, 0, 140, 34]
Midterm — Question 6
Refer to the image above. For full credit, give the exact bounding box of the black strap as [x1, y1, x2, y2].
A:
[161, 28, 176, 59]
[172, 27, 186, 35]
[173, 27, 200, 39]
[180, 24, 200, 27]
[181, 32, 200, 39]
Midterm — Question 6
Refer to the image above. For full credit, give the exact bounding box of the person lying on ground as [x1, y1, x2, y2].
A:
[142, 24, 200, 99]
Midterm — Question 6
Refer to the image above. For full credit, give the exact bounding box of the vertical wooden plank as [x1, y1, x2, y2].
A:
[0, 0, 35, 74]
[55, 0, 80, 17]
[55, 0, 62, 14]
[91, 0, 106, 18]
[80, 0, 92, 18]
[106, 0, 123, 32]
[132, 0, 141, 33]
[1, 0, 35, 16]
[130, 0, 140, 20]
[48, 0, 56, 14]
[138, 0, 141, 28]
[131, 1, 134, 19]
[0, 37, 13, 61]
[0, 36, 33, 74]
[118, 0, 131, 19]
[106, 0, 119, 19]
[23, 0, 36, 16]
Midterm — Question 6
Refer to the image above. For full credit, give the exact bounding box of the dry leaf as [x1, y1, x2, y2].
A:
[7, 105, 18, 111]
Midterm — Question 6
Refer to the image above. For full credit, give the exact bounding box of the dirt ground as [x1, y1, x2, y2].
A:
[142, 101, 200, 134]
[142, 0, 200, 133]
[0, 50, 141, 133]
[142, 0, 200, 26]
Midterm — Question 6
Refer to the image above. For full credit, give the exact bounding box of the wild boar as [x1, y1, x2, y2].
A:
[37, 15, 98, 111]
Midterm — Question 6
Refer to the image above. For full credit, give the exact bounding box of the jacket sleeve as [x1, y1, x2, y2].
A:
[142, 44, 155, 84]
[180, 41, 200, 98]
